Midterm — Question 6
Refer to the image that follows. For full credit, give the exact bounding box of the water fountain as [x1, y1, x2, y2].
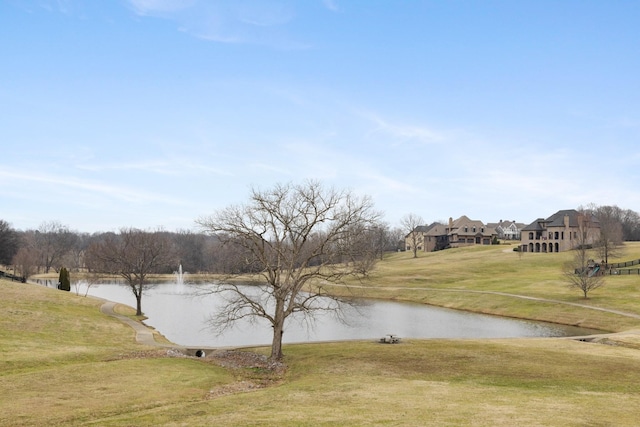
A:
[174, 264, 186, 292]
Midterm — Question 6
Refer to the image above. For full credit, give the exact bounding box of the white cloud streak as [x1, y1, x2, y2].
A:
[360, 111, 448, 145]
[126, 0, 309, 49]
[0, 169, 181, 205]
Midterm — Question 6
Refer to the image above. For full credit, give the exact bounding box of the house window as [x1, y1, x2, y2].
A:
[529, 232, 534, 240]
[464, 227, 468, 232]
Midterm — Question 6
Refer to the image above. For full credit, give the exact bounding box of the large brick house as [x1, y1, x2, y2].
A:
[519, 209, 600, 253]
[405, 216, 496, 253]
[404, 222, 448, 253]
[446, 216, 496, 248]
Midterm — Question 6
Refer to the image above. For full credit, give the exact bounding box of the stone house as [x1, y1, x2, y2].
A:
[405, 216, 496, 253]
[404, 222, 448, 253]
[446, 216, 496, 247]
[519, 209, 601, 253]
[486, 220, 526, 240]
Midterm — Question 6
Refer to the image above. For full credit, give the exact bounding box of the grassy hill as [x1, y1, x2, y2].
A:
[3, 243, 640, 425]
[336, 241, 640, 332]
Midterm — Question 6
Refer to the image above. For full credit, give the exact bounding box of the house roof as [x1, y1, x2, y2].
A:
[522, 209, 600, 231]
[522, 219, 546, 231]
[424, 222, 447, 236]
[407, 222, 442, 237]
[448, 216, 496, 237]
[487, 220, 526, 229]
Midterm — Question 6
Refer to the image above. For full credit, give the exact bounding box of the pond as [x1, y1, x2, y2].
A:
[37, 280, 601, 347]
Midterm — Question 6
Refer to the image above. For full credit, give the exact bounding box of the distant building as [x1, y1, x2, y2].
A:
[405, 222, 448, 253]
[519, 209, 600, 253]
[446, 216, 496, 248]
[486, 220, 526, 240]
[404, 216, 497, 253]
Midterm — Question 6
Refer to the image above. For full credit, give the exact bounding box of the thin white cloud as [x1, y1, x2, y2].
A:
[128, 0, 195, 15]
[278, 139, 423, 199]
[322, 0, 339, 12]
[0, 169, 181, 205]
[236, 2, 294, 26]
[78, 160, 172, 174]
[77, 157, 232, 177]
[126, 0, 309, 49]
[360, 111, 448, 145]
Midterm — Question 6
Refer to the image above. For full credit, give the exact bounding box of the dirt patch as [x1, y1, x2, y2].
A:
[105, 349, 170, 361]
[209, 350, 285, 372]
[205, 350, 287, 399]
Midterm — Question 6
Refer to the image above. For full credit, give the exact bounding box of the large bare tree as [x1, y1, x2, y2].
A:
[584, 204, 624, 263]
[196, 181, 380, 361]
[400, 213, 425, 258]
[565, 213, 604, 299]
[35, 221, 78, 273]
[86, 228, 174, 316]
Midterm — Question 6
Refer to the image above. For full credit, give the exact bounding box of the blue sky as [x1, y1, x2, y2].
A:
[2, 0, 639, 233]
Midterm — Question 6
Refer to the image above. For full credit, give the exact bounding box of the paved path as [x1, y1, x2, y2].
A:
[100, 300, 177, 348]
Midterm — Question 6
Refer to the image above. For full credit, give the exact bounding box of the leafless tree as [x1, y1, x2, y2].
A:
[400, 213, 425, 258]
[587, 204, 624, 264]
[12, 247, 38, 280]
[196, 181, 381, 361]
[171, 229, 210, 273]
[35, 221, 78, 273]
[74, 271, 101, 297]
[367, 222, 394, 260]
[621, 208, 640, 241]
[86, 228, 174, 316]
[564, 214, 604, 299]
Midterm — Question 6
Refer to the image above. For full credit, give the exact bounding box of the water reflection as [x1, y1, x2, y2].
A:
[36, 280, 601, 347]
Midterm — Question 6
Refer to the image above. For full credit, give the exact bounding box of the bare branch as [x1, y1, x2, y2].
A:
[196, 180, 380, 360]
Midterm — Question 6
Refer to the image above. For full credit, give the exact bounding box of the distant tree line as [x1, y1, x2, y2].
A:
[0, 219, 403, 280]
[1, 204, 638, 281]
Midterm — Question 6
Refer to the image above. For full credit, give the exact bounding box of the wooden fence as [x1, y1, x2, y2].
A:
[609, 259, 640, 268]
[606, 268, 640, 275]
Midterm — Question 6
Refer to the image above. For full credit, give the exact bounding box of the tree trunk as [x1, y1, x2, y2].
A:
[136, 295, 143, 316]
[270, 298, 286, 361]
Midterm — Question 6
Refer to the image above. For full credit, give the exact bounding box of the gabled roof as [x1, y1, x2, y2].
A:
[522, 219, 545, 231]
[522, 209, 600, 231]
[448, 216, 496, 236]
[412, 225, 431, 233]
[487, 220, 526, 229]
[407, 222, 443, 237]
[424, 222, 447, 236]
[545, 209, 581, 227]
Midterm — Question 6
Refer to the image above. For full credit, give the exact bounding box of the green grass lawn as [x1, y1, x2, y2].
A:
[3, 243, 640, 426]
